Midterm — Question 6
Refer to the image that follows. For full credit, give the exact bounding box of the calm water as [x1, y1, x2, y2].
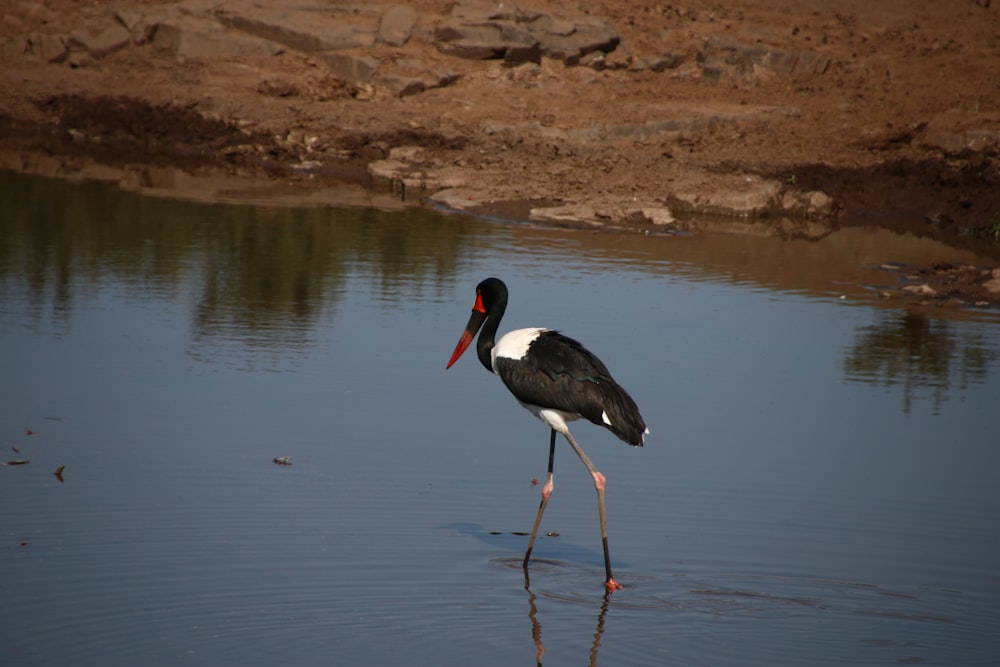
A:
[2, 170, 998, 666]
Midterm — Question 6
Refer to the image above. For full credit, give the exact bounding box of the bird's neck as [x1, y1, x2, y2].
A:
[476, 296, 505, 373]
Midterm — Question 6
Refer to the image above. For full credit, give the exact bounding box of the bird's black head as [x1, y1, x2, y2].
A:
[447, 277, 510, 372]
[475, 277, 508, 311]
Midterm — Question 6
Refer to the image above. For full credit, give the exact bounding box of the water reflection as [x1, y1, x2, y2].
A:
[0, 170, 473, 367]
[844, 310, 998, 414]
[525, 585, 611, 667]
[3, 167, 999, 393]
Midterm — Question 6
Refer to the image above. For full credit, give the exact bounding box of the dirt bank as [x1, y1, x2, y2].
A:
[2, 0, 999, 300]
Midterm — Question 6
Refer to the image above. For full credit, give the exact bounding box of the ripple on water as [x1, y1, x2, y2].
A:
[485, 556, 991, 666]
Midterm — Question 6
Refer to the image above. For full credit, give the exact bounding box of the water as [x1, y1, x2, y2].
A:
[1, 170, 998, 666]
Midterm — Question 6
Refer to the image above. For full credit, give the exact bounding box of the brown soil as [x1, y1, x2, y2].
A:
[2, 0, 999, 302]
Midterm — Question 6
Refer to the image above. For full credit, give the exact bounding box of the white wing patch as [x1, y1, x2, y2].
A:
[522, 404, 579, 435]
[491, 327, 548, 373]
[601, 410, 612, 426]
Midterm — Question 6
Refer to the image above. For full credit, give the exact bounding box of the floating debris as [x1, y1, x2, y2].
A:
[272, 456, 293, 466]
[25, 428, 36, 436]
[11, 445, 19, 453]
[54, 465, 65, 482]
[545, 531, 560, 537]
[4, 459, 30, 466]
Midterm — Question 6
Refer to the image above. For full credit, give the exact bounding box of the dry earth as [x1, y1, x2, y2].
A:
[2, 0, 999, 300]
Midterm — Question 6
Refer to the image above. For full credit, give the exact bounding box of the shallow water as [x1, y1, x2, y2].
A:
[1, 170, 998, 666]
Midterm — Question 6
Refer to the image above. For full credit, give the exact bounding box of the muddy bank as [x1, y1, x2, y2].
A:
[1, 0, 999, 299]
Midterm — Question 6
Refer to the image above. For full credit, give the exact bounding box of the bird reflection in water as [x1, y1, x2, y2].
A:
[523, 569, 613, 667]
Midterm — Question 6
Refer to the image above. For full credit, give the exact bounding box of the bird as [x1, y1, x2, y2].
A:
[446, 277, 647, 592]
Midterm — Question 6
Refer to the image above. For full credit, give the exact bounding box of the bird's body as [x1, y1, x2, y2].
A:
[447, 277, 647, 592]
[493, 327, 647, 447]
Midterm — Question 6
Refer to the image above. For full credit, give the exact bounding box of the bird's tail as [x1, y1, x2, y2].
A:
[596, 382, 647, 447]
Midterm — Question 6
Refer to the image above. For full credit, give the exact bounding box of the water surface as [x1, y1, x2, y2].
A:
[2, 170, 998, 666]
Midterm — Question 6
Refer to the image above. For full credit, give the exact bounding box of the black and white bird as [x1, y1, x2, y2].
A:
[446, 277, 647, 592]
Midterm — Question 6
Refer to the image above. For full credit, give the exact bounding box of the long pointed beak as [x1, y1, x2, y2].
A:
[446, 294, 487, 369]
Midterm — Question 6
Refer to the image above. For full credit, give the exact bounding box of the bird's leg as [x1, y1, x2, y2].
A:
[523, 429, 557, 570]
[563, 430, 623, 592]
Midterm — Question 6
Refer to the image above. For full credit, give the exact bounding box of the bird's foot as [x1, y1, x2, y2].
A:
[605, 577, 623, 592]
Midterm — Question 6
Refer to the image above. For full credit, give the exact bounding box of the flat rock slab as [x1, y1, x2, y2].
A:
[153, 14, 285, 59]
[433, 0, 619, 64]
[215, 5, 379, 52]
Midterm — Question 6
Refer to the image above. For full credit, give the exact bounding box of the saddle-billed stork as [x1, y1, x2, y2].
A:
[446, 277, 647, 592]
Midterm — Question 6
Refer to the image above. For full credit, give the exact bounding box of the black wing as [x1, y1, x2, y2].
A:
[495, 331, 646, 446]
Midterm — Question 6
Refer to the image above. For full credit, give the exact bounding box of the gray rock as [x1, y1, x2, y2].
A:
[378, 5, 416, 47]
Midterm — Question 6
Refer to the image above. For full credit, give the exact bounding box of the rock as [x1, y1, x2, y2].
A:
[781, 189, 835, 217]
[115, 8, 160, 45]
[217, 9, 377, 52]
[24, 32, 67, 63]
[529, 204, 602, 225]
[902, 284, 937, 297]
[67, 22, 132, 59]
[152, 14, 285, 59]
[394, 59, 461, 89]
[375, 58, 461, 96]
[700, 37, 831, 81]
[378, 5, 416, 47]
[668, 176, 783, 217]
[434, 22, 538, 62]
[631, 53, 684, 72]
[257, 77, 299, 97]
[378, 74, 425, 97]
[921, 112, 1000, 155]
[432, 3, 618, 65]
[641, 207, 676, 225]
[316, 52, 380, 84]
[535, 16, 620, 65]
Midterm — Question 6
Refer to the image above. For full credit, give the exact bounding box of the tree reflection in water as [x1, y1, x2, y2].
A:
[844, 310, 997, 414]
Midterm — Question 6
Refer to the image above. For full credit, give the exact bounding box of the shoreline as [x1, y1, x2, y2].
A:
[2, 0, 998, 301]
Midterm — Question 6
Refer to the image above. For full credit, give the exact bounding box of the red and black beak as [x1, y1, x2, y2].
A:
[446, 291, 487, 369]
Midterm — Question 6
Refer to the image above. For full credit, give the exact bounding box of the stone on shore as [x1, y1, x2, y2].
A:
[152, 15, 285, 59]
[700, 37, 831, 82]
[378, 5, 417, 47]
[432, 0, 619, 65]
[216, 7, 378, 52]
[67, 22, 132, 59]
